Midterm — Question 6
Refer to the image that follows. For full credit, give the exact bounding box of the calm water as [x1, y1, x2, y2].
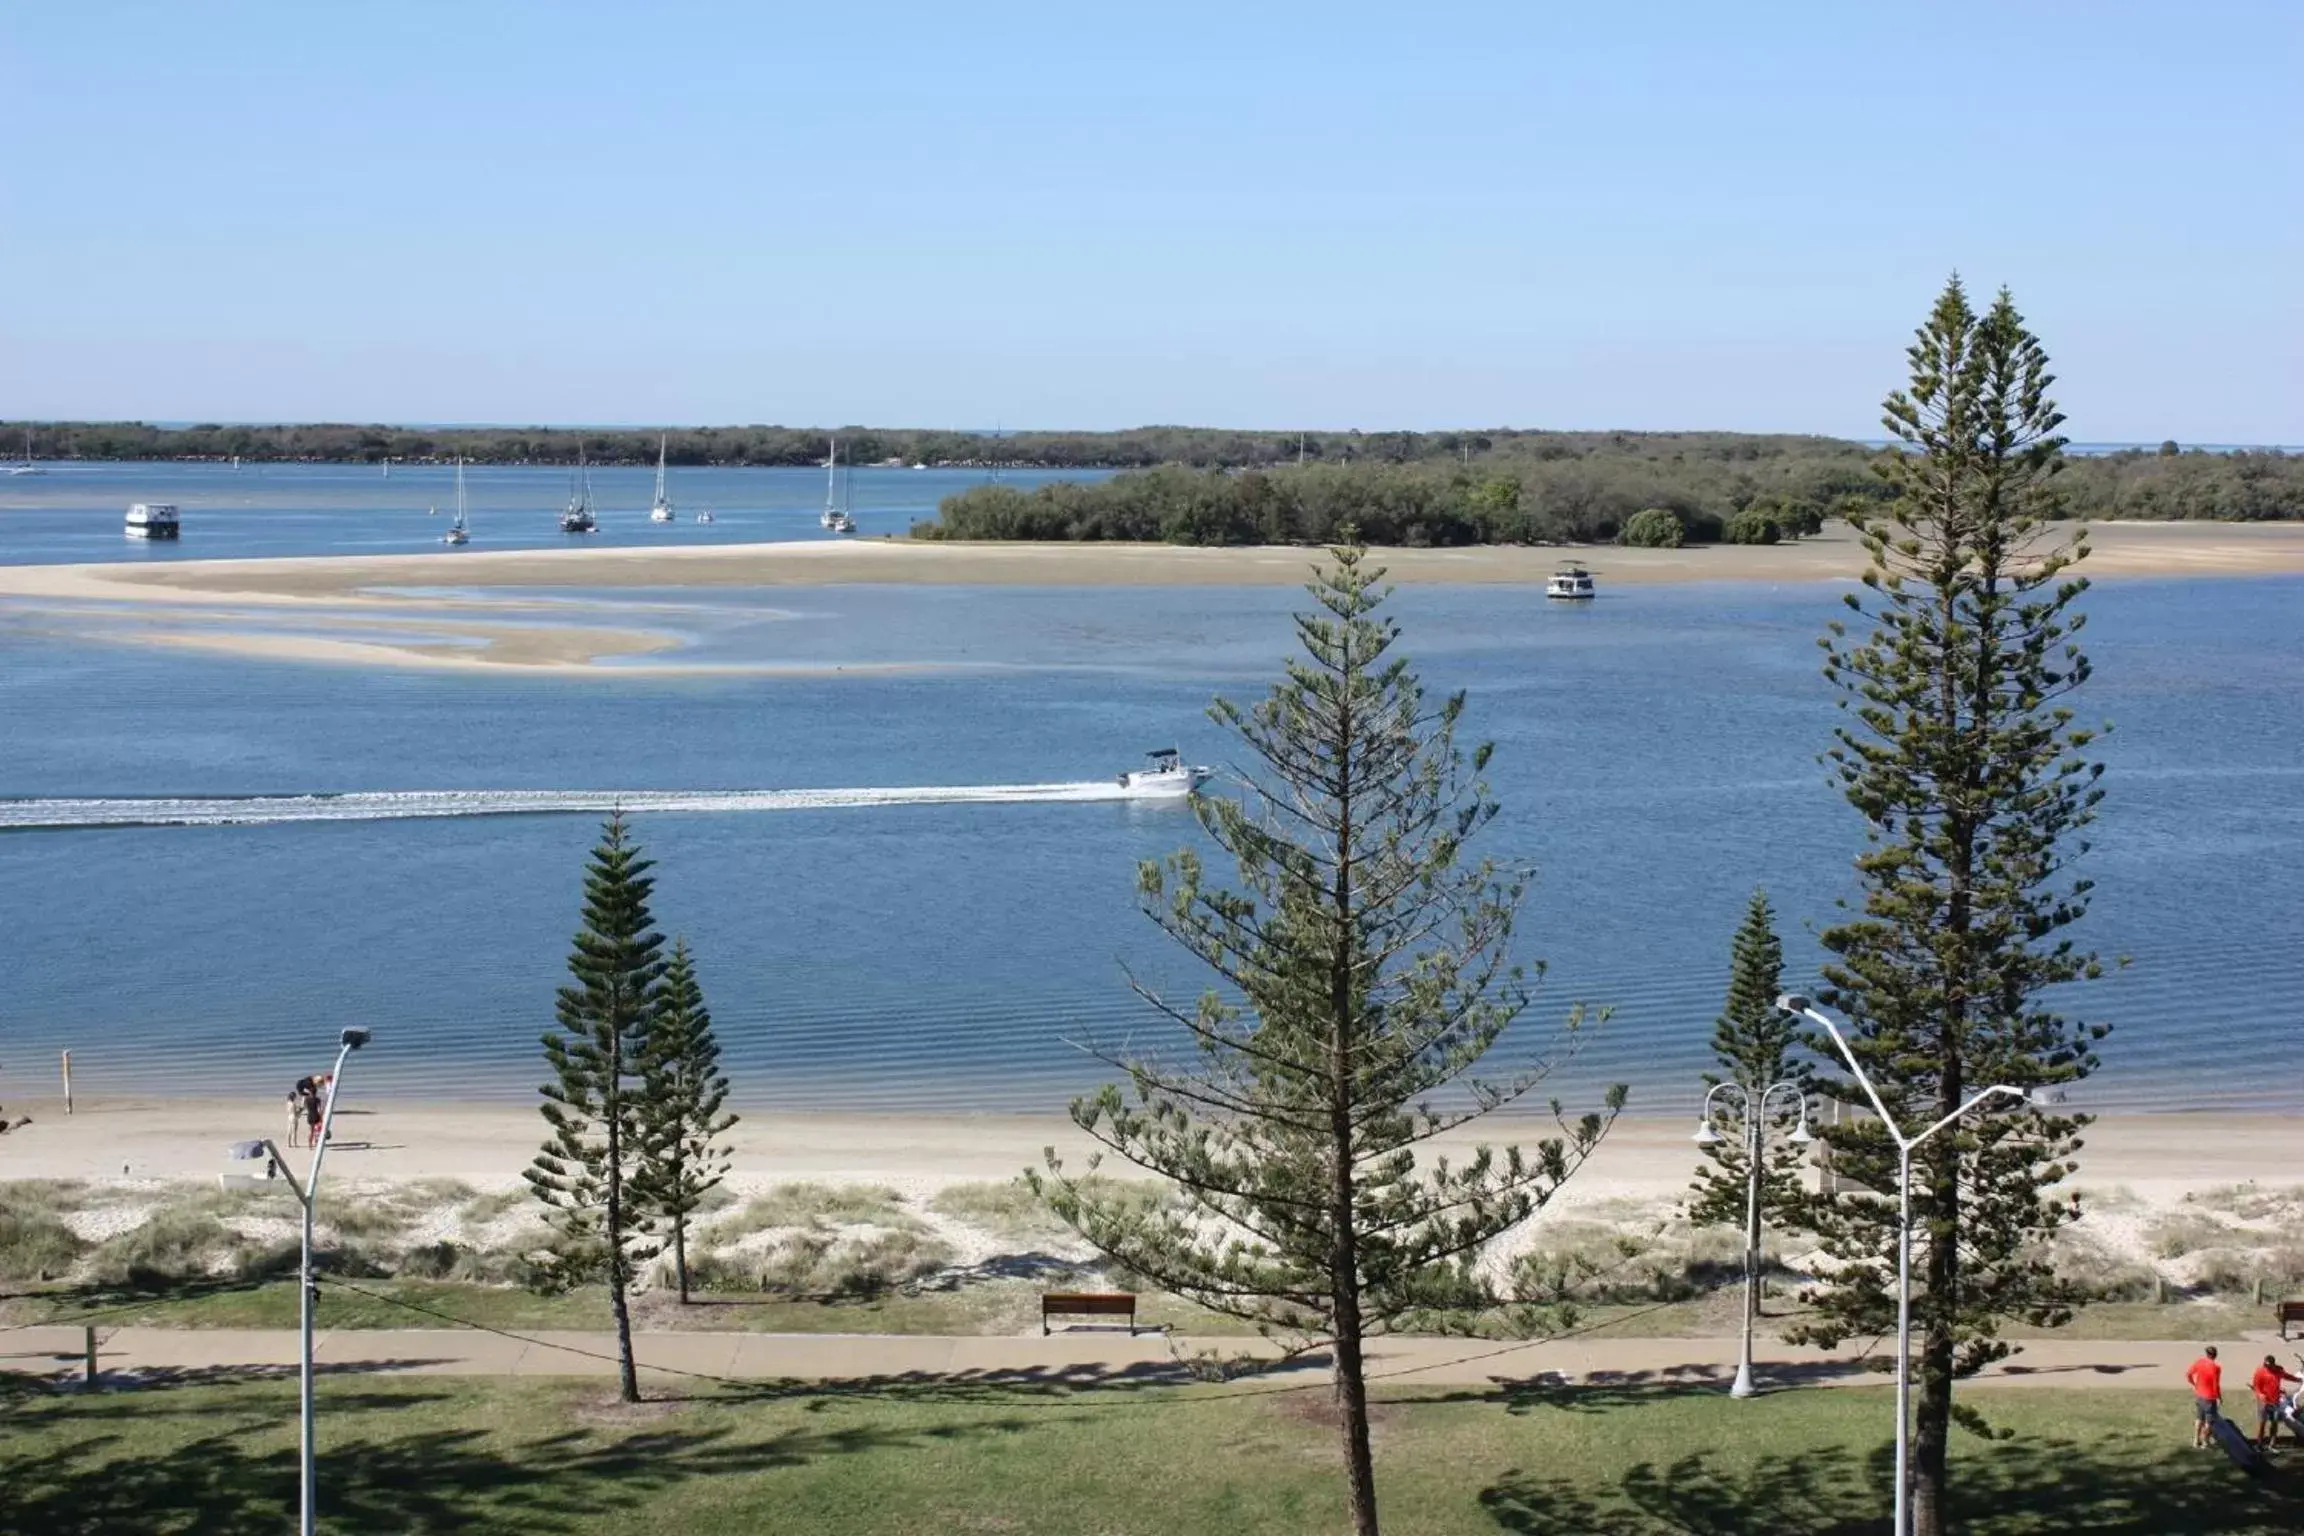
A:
[0, 461, 1110, 563]
[0, 476, 2298, 1116]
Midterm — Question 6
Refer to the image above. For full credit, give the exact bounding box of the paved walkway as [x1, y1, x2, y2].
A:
[2, 1325, 2275, 1393]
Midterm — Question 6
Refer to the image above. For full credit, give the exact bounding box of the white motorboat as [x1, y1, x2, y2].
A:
[559, 448, 598, 533]
[442, 458, 470, 544]
[1546, 564, 1596, 600]
[124, 502, 180, 540]
[1117, 748, 1211, 799]
[648, 433, 675, 522]
[820, 437, 856, 532]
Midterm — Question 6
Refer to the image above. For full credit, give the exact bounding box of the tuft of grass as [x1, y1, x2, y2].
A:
[708, 1183, 919, 1244]
[457, 1186, 531, 1226]
[2186, 1184, 2304, 1223]
[2145, 1210, 2242, 1261]
[929, 1178, 1077, 1244]
[689, 1228, 955, 1299]
[84, 1208, 243, 1286]
[0, 1185, 88, 1282]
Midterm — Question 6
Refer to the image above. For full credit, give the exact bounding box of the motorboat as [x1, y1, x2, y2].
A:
[124, 502, 180, 539]
[559, 447, 598, 533]
[1117, 748, 1211, 799]
[1546, 564, 1596, 600]
[442, 458, 470, 545]
[648, 433, 676, 522]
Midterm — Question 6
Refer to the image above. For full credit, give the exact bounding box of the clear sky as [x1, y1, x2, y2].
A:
[3, 1, 2297, 439]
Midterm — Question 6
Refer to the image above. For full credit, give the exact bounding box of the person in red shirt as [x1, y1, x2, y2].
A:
[2251, 1354, 2299, 1452]
[2188, 1346, 2223, 1448]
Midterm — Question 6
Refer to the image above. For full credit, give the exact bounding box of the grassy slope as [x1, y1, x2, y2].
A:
[4, 1377, 2300, 1535]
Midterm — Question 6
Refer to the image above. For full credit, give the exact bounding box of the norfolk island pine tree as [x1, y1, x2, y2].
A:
[525, 812, 668, 1404]
[638, 938, 737, 1306]
[1034, 542, 1625, 1536]
[1787, 277, 2107, 1536]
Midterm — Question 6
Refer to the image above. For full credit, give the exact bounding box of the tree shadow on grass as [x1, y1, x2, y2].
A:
[0, 1389, 1036, 1535]
[1480, 1431, 2304, 1535]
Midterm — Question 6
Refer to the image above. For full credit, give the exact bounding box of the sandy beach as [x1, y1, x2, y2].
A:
[3, 521, 2301, 673]
[9, 1095, 2297, 1213]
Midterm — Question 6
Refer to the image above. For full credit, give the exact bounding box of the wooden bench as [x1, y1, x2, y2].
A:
[1041, 1291, 1140, 1336]
[2276, 1301, 2304, 1341]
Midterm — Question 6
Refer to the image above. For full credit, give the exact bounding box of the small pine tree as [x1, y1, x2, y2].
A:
[525, 812, 666, 1403]
[1036, 544, 1623, 1536]
[638, 939, 737, 1305]
[1687, 888, 1805, 1232]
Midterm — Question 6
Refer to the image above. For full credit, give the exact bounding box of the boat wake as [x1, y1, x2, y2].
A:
[0, 782, 1156, 830]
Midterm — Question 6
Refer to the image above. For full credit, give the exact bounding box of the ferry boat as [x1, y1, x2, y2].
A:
[1117, 748, 1212, 799]
[1546, 564, 1596, 600]
[125, 503, 180, 539]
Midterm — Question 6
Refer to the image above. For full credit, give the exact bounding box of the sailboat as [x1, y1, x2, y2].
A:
[5, 428, 43, 476]
[442, 458, 470, 545]
[819, 438, 855, 534]
[648, 434, 675, 523]
[559, 448, 597, 533]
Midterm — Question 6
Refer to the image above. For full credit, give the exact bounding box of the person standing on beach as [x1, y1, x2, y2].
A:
[2188, 1346, 2223, 1448]
[2252, 1354, 2299, 1452]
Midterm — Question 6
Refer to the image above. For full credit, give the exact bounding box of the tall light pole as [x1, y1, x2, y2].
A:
[1778, 994, 2042, 1536]
[1694, 1078, 1811, 1398]
[229, 1026, 372, 1536]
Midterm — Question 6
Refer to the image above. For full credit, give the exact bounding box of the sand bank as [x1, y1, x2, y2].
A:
[3, 521, 2299, 673]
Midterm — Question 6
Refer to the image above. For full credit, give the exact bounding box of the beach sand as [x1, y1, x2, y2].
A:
[9, 1095, 2295, 1205]
[2, 521, 2301, 673]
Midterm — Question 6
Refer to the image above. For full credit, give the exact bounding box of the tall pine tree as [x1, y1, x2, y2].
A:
[1037, 544, 1623, 1536]
[638, 939, 737, 1305]
[526, 812, 666, 1403]
[1788, 277, 2105, 1536]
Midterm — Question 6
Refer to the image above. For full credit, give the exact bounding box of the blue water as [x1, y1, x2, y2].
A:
[0, 461, 1109, 564]
[2, 530, 2298, 1115]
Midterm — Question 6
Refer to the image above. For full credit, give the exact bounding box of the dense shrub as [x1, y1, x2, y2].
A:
[1724, 509, 1782, 545]
[1620, 507, 1685, 548]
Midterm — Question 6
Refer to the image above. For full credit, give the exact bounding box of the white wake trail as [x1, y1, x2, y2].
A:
[0, 782, 1147, 830]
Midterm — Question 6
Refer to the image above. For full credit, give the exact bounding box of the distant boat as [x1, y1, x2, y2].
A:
[1546, 564, 1596, 601]
[648, 434, 675, 523]
[6, 428, 43, 476]
[695, 508, 715, 524]
[559, 448, 597, 533]
[125, 502, 180, 540]
[381, 460, 390, 479]
[820, 438, 856, 534]
[443, 459, 470, 545]
[230, 454, 241, 470]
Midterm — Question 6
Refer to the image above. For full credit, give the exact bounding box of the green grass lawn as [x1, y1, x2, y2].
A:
[4, 1374, 2300, 1534]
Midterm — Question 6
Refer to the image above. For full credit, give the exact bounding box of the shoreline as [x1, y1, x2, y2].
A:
[10, 1097, 2298, 1198]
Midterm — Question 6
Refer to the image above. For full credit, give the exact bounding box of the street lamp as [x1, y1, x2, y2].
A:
[1694, 1079, 1813, 1398]
[1777, 995, 2048, 1536]
[230, 1026, 372, 1536]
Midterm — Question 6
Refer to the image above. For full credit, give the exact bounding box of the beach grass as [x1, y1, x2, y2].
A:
[2, 1376, 2297, 1534]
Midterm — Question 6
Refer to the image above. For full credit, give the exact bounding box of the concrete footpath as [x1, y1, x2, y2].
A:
[0, 1325, 2264, 1393]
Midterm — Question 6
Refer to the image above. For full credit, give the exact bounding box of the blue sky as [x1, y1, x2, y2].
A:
[3, 1, 2297, 438]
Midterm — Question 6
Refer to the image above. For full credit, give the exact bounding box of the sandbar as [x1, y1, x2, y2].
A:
[2, 521, 2299, 673]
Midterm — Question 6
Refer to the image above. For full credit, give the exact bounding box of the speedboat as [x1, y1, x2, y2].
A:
[1117, 748, 1211, 799]
[1546, 564, 1596, 600]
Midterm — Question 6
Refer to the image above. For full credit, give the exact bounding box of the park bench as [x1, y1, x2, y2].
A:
[2276, 1301, 2304, 1340]
[1041, 1291, 1141, 1335]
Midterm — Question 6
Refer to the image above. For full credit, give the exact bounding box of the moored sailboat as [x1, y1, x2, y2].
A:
[443, 458, 470, 544]
[820, 437, 856, 534]
[559, 448, 597, 533]
[648, 434, 675, 523]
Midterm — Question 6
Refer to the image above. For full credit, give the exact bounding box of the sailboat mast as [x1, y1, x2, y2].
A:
[655, 433, 668, 504]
